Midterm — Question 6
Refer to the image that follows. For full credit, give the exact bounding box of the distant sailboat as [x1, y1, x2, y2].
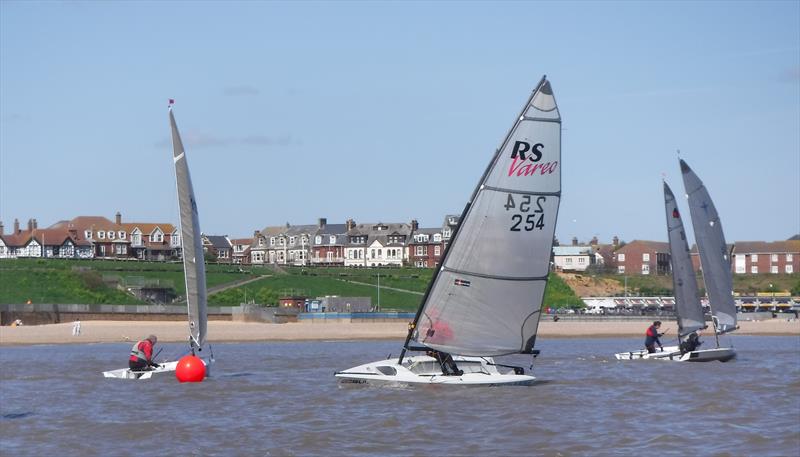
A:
[336, 76, 561, 385]
[616, 162, 736, 362]
[104, 103, 213, 379]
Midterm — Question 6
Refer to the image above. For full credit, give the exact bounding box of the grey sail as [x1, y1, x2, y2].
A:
[663, 182, 705, 338]
[680, 159, 736, 334]
[170, 108, 208, 348]
[410, 77, 561, 356]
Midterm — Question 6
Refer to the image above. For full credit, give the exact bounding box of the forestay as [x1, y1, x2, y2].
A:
[680, 159, 736, 334]
[170, 108, 208, 348]
[663, 182, 705, 338]
[411, 78, 561, 356]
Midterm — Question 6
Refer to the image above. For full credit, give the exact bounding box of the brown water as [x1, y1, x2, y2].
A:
[1, 336, 798, 456]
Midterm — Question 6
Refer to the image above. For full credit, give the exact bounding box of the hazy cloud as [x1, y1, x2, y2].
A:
[242, 135, 293, 146]
[223, 85, 260, 96]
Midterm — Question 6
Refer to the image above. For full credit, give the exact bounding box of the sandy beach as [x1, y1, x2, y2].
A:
[1, 319, 797, 346]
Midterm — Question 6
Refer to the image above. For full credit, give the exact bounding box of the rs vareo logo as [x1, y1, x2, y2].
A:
[507, 141, 558, 177]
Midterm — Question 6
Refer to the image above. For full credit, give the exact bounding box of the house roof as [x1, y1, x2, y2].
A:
[204, 235, 232, 249]
[732, 240, 800, 254]
[121, 222, 176, 235]
[615, 240, 669, 253]
[230, 238, 253, 246]
[553, 246, 594, 256]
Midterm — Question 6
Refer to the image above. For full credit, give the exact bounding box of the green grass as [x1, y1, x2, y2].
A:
[542, 272, 584, 308]
[0, 258, 259, 305]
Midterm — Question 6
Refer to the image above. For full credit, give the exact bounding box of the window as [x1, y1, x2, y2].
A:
[434, 246, 441, 256]
[85, 230, 92, 239]
[269, 237, 274, 246]
[642, 264, 650, 275]
[618, 265, 625, 274]
[787, 265, 794, 274]
[118, 231, 126, 239]
[642, 253, 650, 262]
[115, 244, 126, 255]
[771, 254, 778, 262]
[378, 249, 382, 257]
[578, 257, 585, 264]
[566, 258, 573, 264]
[132, 232, 142, 246]
[433, 234, 442, 242]
[751, 254, 758, 262]
[443, 229, 451, 239]
[771, 265, 779, 274]
[252, 251, 264, 263]
[152, 231, 163, 243]
[289, 236, 296, 246]
[618, 253, 626, 262]
[330, 236, 336, 244]
[108, 231, 115, 240]
[98, 231, 106, 240]
[415, 246, 425, 256]
[371, 249, 376, 259]
[751, 265, 758, 274]
[315, 235, 322, 244]
[787, 254, 793, 262]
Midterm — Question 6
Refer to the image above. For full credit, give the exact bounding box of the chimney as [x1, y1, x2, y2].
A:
[27, 219, 33, 232]
[553, 237, 560, 247]
[613, 236, 619, 247]
[0, 221, 3, 236]
[115, 212, 122, 225]
[32, 219, 38, 229]
[346, 219, 355, 231]
[572, 237, 578, 246]
[14, 219, 20, 234]
[253, 230, 261, 238]
[591, 236, 598, 245]
[318, 218, 327, 230]
[411, 219, 419, 231]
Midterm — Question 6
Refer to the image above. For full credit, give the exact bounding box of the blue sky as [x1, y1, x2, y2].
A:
[1, 1, 798, 244]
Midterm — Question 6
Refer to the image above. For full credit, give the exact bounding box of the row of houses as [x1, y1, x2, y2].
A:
[552, 237, 799, 276]
[1, 214, 798, 275]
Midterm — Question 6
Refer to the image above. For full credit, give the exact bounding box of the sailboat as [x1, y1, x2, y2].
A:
[335, 76, 561, 386]
[104, 103, 213, 379]
[615, 161, 736, 362]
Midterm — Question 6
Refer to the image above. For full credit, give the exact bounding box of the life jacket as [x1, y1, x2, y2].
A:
[130, 340, 151, 362]
[646, 326, 658, 337]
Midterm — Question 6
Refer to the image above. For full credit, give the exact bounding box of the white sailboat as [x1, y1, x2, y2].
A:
[615, 161, 736, 362]
[335, 76, 561, 386]
[104, 103, 213, 379]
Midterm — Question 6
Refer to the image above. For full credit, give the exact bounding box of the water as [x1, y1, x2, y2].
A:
[1, 336, 799, 456]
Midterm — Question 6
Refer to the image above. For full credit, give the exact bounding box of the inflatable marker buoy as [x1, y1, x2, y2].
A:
[175, 355, 205, 383]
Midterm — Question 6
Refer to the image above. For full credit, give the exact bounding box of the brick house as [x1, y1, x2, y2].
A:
[408, 225, 442, 268]
[310, 218, 348, 266]
[202, 234, 232, 263]
[0, 218, 91, 259]
[119, 217, 178, 261]
[730, 240, 799, 275]
[47, 215, 129, 259]
[613, 240, 670, 275]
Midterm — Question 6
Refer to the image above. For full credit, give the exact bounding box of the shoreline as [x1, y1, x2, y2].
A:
[1, 319, 798, 346]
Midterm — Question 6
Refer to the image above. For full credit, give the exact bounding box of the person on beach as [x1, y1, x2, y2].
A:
[644, 321, 664, 353]
[72, 319, 81, 336]
[129, 335, 160, 371]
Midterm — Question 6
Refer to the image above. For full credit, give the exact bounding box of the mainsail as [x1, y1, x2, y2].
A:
[409, 77, 561, 357]
[680, 159, 736, 334]
[663, 182, 705, 338]
[170, 107, 208, 348]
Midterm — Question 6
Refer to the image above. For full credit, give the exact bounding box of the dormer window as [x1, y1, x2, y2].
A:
[85, 230, 92, 239]
[315, 235, 322, 244]
[98, 231, 106, 240]
[108, 231, 115, 240]
[433, 234, 442, 242]
[152, 229, 164, 243]
[172, 233, 180, 246]
[443, 229, 451, 239]
[330, 235, 336, 244]
[289, 236, 296, 246]
[118, 231, 126, 239]
[270, 237, 275, 246]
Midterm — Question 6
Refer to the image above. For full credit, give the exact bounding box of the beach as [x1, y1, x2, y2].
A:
[1, 318, 797, 346]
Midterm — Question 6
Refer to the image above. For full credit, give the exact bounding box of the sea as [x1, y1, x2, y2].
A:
[1, 336, 798, 456]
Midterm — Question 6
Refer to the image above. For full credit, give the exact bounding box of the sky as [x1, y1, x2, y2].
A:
[1, 1, 798, 245]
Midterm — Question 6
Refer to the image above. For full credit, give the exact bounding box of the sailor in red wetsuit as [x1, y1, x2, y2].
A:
[644, 321, 664, 353]
[129, 335, 160, 371]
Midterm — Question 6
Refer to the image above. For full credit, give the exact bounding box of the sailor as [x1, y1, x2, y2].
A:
[129, 335, 161, 371]
[644, 321, 664, 353]
[680, 332, 702, 353]
[427, 350, 463, 376]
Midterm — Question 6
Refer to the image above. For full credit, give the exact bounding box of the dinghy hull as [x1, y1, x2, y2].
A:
[335, 355, 536, 386]
[615, 346, 736, 362]
[103, 359, 212, 380]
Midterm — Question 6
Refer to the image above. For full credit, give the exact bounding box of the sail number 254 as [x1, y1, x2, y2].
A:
[504, 194, 545, 231]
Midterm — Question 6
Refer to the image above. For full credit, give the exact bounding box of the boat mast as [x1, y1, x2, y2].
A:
[397, 76, 548, 365]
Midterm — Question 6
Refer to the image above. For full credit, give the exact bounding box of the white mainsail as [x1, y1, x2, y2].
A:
[170, 107, 208, 348]
[663, 182, 705, 338]
[409, 77, 561, 357]
[680, 159, 736, 334]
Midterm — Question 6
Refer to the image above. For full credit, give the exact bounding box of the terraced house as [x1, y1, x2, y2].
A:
[310, 218, 348, 266]
[250, 223, 316, 266]
[344, 220, 413, 267]
[407, 215, 459, 268]
[0, 219, 93, 259]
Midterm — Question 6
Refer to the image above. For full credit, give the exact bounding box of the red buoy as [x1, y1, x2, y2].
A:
[175, 355, 206, 383]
